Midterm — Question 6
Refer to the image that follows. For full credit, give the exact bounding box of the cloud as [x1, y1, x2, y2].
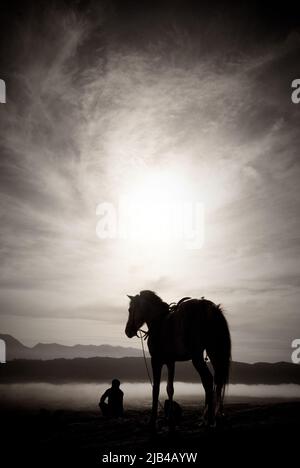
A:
[0, 3, 299, 361]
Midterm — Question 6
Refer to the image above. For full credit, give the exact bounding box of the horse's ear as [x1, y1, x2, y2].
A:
[127, 294, 134, 300]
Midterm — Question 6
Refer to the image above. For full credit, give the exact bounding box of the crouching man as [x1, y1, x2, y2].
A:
[99, 379, 124, 418]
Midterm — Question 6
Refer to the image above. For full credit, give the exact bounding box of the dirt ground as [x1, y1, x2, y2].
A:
[1, 402, 300, 466]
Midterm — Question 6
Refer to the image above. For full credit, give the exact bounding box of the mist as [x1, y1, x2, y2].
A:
[1, 382, 299, 411]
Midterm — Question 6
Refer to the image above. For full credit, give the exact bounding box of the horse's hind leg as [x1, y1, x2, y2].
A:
[192, 355, 215, 427]
[208, 355, 225, 418]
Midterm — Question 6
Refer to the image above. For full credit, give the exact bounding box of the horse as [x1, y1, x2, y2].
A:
[125, 290, 231, 429]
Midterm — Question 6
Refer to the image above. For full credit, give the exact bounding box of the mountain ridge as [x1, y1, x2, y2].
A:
[0, 334, 144, 360]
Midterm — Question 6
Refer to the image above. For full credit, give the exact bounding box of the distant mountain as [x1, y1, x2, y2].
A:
[0, 334, 145, 360]
[1, 335, 299, 386]
[1, 356, 300, 385]
[0, 334, 30, 360]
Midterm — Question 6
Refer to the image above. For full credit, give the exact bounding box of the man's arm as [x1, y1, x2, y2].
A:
[100, 389, 109, 404]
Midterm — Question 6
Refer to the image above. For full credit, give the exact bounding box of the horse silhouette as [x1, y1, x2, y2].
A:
[125, 290, 231, 430]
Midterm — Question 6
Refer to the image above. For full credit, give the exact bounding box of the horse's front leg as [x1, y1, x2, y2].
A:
[150, 357, 162, 431]
[166, 361, 175, 431]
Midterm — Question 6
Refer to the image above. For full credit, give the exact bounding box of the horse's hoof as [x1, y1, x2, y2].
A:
[207, 421, 216, 429]
[198, 418, 216, 429]
[216, 412, 228, 428]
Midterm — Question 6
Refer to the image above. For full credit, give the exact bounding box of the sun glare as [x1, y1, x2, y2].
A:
[116, 169, 204, 250]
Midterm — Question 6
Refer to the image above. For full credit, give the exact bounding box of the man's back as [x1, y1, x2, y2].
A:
[107, 387, 123, 415]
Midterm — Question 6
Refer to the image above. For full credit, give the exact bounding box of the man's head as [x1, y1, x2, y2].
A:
[112, 378, 120, 388]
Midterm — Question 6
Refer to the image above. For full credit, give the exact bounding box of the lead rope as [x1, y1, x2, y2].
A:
[138, 329, 164, 412]
[138, 330, 153, 386]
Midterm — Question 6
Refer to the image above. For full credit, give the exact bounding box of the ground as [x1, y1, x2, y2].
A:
[1, 402, 300, 466]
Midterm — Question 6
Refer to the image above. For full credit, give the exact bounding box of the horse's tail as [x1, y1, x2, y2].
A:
[208, 304, 231, 403]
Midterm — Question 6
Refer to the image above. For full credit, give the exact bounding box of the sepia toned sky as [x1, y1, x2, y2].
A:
[0, 0, 300, 362]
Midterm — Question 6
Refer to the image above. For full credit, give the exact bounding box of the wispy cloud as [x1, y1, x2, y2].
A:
[0, 4, 299, 360]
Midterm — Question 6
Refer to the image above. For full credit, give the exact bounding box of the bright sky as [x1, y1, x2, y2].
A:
[0, 2, 299, 362]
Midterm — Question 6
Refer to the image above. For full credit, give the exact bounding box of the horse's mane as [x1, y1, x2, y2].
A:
[216, 303, 224, 312]
[139, 290, 164, 304]
[139, 290, 169, 314]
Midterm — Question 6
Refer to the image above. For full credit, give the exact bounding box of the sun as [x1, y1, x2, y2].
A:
[96, 166, 205, 273]
[116, 168, 204, 250]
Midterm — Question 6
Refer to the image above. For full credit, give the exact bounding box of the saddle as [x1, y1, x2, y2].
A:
[168, 296, 191, 312]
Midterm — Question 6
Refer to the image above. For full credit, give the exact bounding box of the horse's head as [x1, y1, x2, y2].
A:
[125, 294, 145, 338]
[125, 290, 169, 338]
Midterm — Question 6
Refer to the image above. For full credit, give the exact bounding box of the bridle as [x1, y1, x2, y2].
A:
[138, 328, 149, 340]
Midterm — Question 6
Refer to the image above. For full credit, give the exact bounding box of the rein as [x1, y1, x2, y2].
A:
[136, 297, 192, 413]
[138, 329, 164, 412]
[138, 329, 152, 384]
[137, 296, 192, 386]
